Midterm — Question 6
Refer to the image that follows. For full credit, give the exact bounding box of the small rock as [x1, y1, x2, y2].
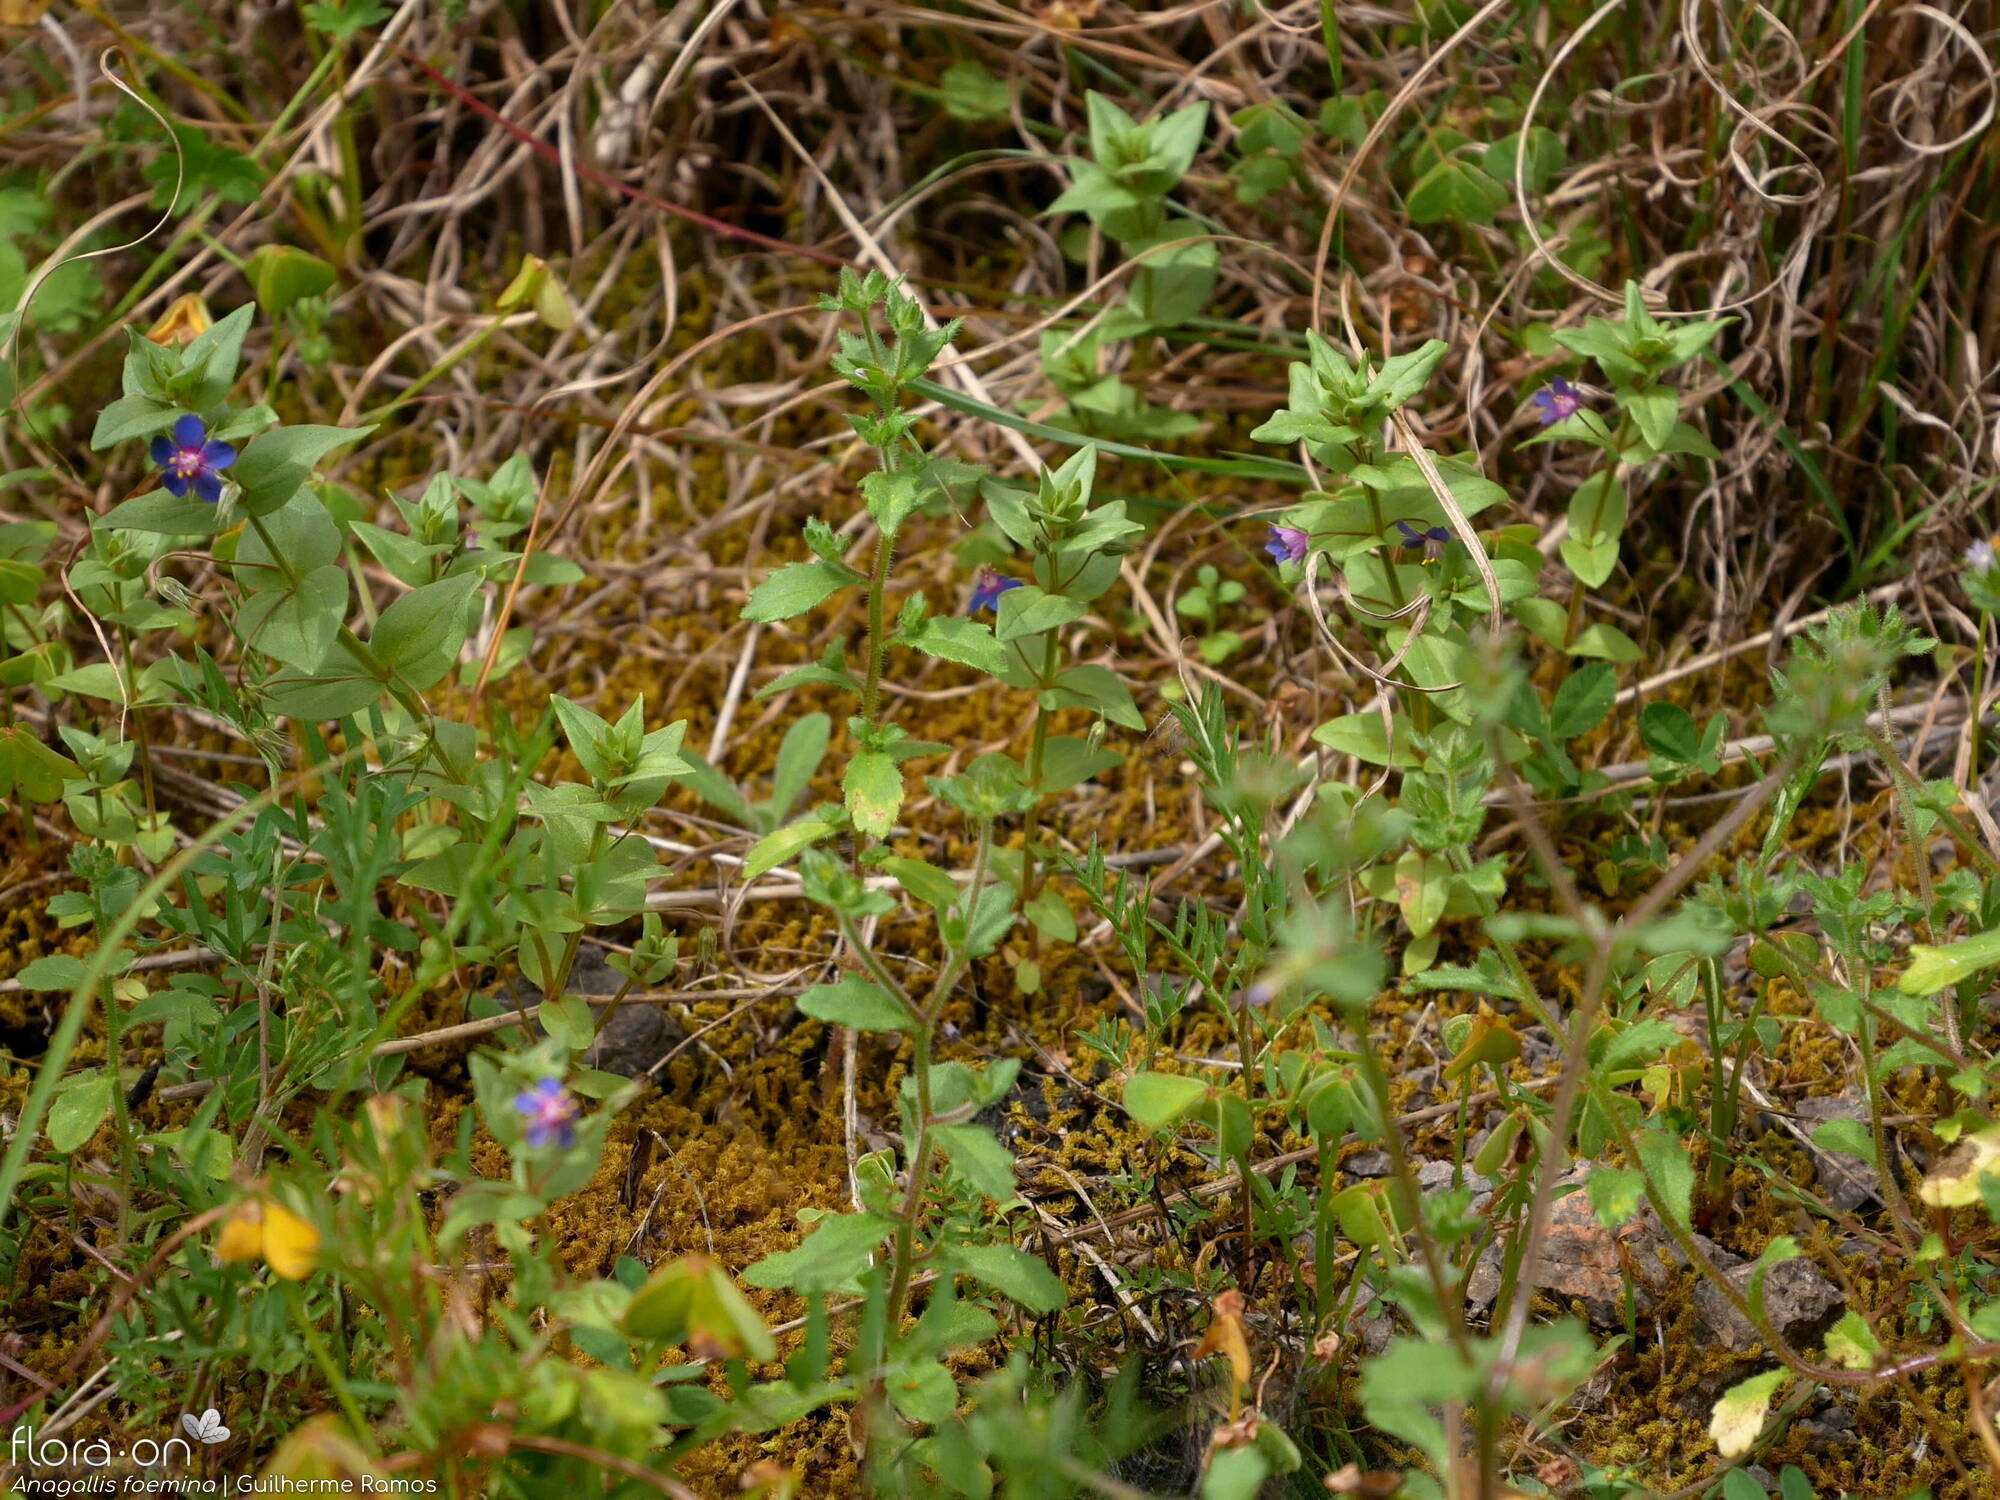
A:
[543, 948, 680, 1078]
[1349, 1291, 1396, 1355]
[1404, 1064, 1441, 1109]
[1344, 1149, 1392, 1179]
[588, 1002, 677, 1078]
[1568, 1361, 1617, 1413]
[1416, 1159, 1492, 1197]
[1786, 1092, 1883, 1211]
[1798, 1400, 1860, 1447]
[1691, 1254, 1845, 1353]
[1517, 1028, 1559, 1069]
[1464, 1169, 1675, 1326]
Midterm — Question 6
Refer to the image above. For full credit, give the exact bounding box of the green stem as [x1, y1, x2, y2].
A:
[1562, 420, 1632, 649]
[859, 530, 895, 734]
[1020, 633, 1062, 913]
[355, 315, 514, 428]
[1972, 611, 1991, 788]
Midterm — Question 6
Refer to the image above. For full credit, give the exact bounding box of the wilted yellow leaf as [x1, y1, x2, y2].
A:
[1708, 1369, 1785, 1458]
[1918, 1127, 2000, 1208]
[146, 293, 211, 346]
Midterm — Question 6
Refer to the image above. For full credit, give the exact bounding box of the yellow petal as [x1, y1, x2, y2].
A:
[260, 1202, 320, 1281]
[216, 1201, 266, 1264]
[146, 293, 212, 347]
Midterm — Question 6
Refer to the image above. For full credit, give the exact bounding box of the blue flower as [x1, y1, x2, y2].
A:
[1394, 519, 1450, 551]
[1264, 524, 1309, 564]
[150, 414, 236, 503]
[512, 1077, 578, 1149]
[1530, 376, 1584, 426]
[968, 565, 1022, 615]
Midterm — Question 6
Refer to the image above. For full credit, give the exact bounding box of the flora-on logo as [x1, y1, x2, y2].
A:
[180, 1408, 230, 1445]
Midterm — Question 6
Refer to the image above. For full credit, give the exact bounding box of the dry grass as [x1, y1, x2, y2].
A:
[4, 1, 2000, 1494]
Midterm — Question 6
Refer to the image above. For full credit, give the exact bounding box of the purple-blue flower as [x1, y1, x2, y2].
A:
[1394, 519, 1451, 552]
[513, 1077, 578, 1149]
[1264, 524, 1309, 565]
[150, 414, 236, 503]
[968, 565, 1022, 615]
[1530, 376, 1584, 427]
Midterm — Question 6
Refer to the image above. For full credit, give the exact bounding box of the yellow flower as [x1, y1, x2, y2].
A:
[145, 294, 212, 347]
[216, 1197, 319, 1280]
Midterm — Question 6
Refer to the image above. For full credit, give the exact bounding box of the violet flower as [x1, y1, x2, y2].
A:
[513, 1077, 578, 1149]
[150, 414, 236, 503]
[969, 565, 1023, 615]
[1264, 524, 1309, 565]
[1530, 376, 1584, 427]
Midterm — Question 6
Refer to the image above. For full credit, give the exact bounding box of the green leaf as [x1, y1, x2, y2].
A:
[862, 469, 923, 537]
[1047, 664, 1144, 730]
[1899, 927, 2000, 996]
[248, 244, 337, 318]
[742, 560, 860, 623]
[180, 305, 256, 411]
[1036, 736, 1121, 794]
[742, 818, 835, 881]
[1311, 711, 1419, 767]
[1822, 1310, 1880, 1370]
[233, 487, 342, 583]
[0, 726, 83, 802]
[797, 977, 914, 1034]
[1484, 127, 1565, 192]
[90, 393, 179, 450]
[888, 1361, 960, 1428]
[1640, 702, 1702, 764]
[262, 668, 382, 721]
[47, 1073, 113, 1154]
[1560, 533, 1620, 588]
[844, 750, 903, 840]
[146, 123, 266, 208]
[1636, 1129, 1694, 1232]
[237, 565, 346, 671]
[1550, 663, 1616, 740]
[232, 424, 373, 518]
[98, 489, 224, 536]
[943, 1242, 1065, 1314]
[1367, 340, 1448, 411]
[0, 557, 39, 607]
[940, 60, 1010, 122]
[905, 615, 1008, 676]
[1122, 1071, 1209, 1128]
[1406, 159, 1507, 226]
[1023, 888, 1077, 943]
[12, 954, 87, 990]
[370, 572, 479, 689]
[743, 1212, 896, 1294]
[883, 856, 959, 911]
[1811, 1118, 1877, 1166]
[934, 1123, 1018, 1201]
[994, 586, 1087, 643]
[1200, 1448, 1269, 1500]
[1585, 1165, 1646, 1227]
[1568, 621, 1641, 662]
[769, 713, 831, 821]
[1619, 386, 1681, 451]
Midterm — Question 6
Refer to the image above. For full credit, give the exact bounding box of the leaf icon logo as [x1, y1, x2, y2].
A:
[180, 1409, 230, 1445]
